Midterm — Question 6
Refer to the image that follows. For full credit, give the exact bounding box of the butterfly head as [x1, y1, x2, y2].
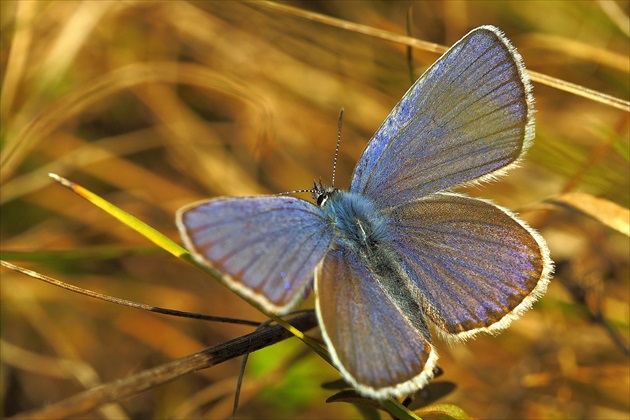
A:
[312, 180, 338, 208]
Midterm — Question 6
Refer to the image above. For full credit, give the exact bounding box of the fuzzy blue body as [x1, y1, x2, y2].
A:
[321, 190, 389, 255]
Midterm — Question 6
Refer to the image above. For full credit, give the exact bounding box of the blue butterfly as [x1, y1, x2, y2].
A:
[177, 25, 552, 399]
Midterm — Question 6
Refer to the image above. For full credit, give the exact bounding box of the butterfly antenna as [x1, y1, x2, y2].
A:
[277, 188, 314, 196]
[277, 109, 344, 196]
[332, 108, 344, 188]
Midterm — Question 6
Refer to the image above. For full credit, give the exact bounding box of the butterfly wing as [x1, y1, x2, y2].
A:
[177, 196, 333, 313]
[350, 26, 534, 208]
[387, 192, 552, 340]
[315, 246, 438, 399]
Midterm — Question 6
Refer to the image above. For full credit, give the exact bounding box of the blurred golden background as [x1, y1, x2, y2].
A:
[1, 1, 628, 418]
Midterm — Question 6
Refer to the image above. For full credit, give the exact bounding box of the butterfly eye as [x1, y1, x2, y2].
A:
[312, 181, 336, 208]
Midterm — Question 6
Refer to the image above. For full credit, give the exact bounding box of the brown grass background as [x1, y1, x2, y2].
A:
[1, 1, 629, 418]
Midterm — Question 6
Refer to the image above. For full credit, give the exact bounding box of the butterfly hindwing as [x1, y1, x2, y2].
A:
[315, 245, 438, 399]
[177, 196, 333, 313]
[350, 26, 534, 208]
[387, 192, 552, 340]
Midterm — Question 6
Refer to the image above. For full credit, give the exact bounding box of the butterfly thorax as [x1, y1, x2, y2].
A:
[314, 184, 389, 255]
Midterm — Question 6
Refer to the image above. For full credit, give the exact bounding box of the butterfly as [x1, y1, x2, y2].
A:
[176, 25, 553, 400]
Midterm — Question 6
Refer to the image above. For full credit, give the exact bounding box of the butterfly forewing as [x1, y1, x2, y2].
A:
[315, 247, 438, 399]
[350, 26, 534, 208]
[177, 197, 333, 313]
[387, 192, 551, 340]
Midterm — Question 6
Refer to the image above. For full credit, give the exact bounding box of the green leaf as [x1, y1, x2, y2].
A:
[414, 403, 468, 420]
[407, 381, 458, 410]
[48, 173, 188, 258]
